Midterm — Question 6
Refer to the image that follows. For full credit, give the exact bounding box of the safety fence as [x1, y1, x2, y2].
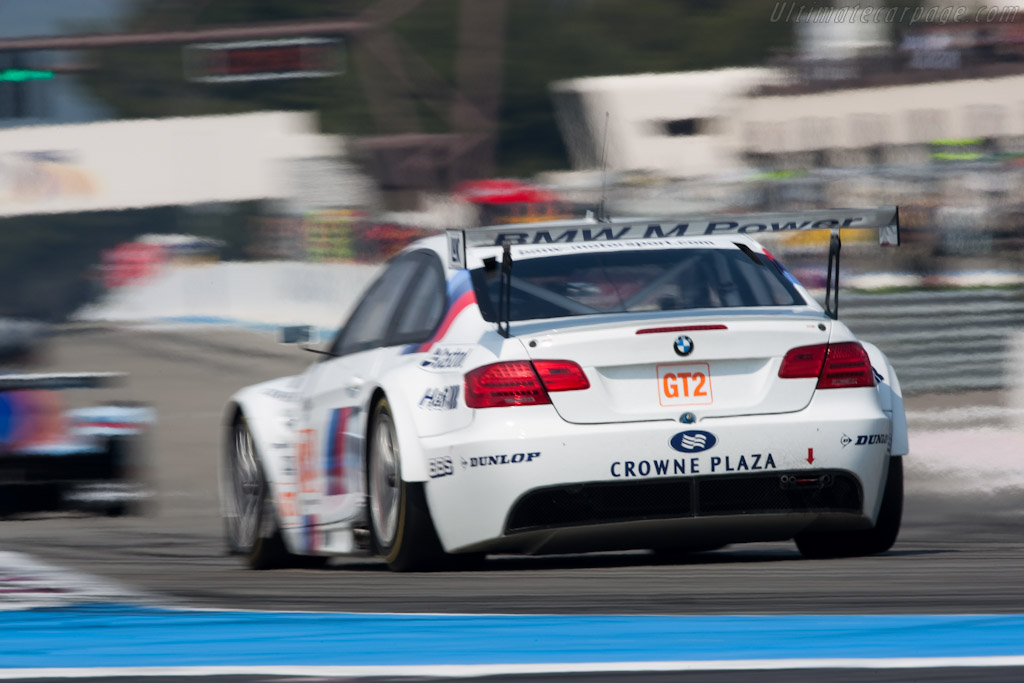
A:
[839, 288, 1024, 395]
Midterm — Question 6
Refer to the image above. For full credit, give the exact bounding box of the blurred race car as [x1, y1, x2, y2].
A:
[0, 322, 153, 517]
[223, 207, 908, 570]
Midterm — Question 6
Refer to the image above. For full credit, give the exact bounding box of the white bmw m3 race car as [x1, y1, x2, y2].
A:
[223, 207, 908, 570]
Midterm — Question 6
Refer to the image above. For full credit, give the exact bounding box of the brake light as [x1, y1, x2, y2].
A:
[778, 342, 874, 389]
[778, 344, 827, 379]
[635, 324, 728, 335]
[464, 360, 589, 408]
[817, 342, 874, 389]
[533, 360, 590, 392]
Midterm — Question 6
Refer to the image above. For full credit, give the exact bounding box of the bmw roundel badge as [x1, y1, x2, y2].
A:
[673, 335, 694, 357]
[670, 430, 718, 453]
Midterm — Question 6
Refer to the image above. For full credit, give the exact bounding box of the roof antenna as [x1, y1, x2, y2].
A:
[595, 111, 610, 222]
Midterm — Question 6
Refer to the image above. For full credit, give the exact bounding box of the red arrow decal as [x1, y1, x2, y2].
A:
[807, 448, 815, 464]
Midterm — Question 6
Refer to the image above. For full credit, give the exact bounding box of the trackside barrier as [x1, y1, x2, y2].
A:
[77, 262, 1019, 396]
[1009, 333, 1024, 423]
[839, 289, 1024, 395]
[75, 261, 381, 331]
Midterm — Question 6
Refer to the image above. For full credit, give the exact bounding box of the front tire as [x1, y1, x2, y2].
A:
[368, 398, 445, 572]
[796, 456, 903, 559]
[225, 417, 291, 569]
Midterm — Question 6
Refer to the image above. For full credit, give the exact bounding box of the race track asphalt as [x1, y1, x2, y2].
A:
[1, 324, 1021, 620]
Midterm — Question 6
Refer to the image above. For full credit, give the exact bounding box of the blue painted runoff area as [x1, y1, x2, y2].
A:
[4, 604, 1024, 668]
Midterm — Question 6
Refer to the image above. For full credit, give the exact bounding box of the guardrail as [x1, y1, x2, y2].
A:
[839, 288, 1024, 395]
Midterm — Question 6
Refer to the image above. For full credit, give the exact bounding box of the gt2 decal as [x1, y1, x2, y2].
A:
[419, 385, 460, 410]
[657, 363, 713, 407]
[428, 456, 454, 478]
[420, 347, 470, 371]
[611, 453, 776, 477]
[462, 452, 540, 468]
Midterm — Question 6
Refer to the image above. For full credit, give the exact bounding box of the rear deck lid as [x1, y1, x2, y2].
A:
[521, 312, 831, 424]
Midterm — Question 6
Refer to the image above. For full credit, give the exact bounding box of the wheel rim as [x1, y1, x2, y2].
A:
[229, 423, 263, 550]
[370, 411, 400, 547]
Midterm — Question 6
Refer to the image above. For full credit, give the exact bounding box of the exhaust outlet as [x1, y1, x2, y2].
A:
[780, 473, 833, 490]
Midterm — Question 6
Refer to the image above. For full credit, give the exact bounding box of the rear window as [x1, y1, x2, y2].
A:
[471, 247, 804, 323]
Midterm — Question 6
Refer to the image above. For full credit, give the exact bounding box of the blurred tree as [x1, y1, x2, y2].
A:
[75, 0, 792, 176]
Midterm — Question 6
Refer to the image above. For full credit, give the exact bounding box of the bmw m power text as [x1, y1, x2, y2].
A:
[223, 207, 908, 570]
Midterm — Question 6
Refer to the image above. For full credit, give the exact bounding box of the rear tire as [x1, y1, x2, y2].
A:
[225, 416, 293, 570]
[368, 398, 445, 572]
[796, 457, 903, 560]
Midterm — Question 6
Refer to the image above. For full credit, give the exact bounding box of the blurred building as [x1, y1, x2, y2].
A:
[551, 7, 1024, 178]
[0, 111, 370, 219]
[551, 68, 785, 179]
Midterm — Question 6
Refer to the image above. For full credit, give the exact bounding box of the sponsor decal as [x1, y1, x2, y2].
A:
[840, 434, 853, 448]
[611, 453, 777, 477]
[658, 363, 713, 407]
[296, 429, 317, 495]
[419, 385, 460, 410]
[855, 433, 890, 446]
[428, 456, 454, 479]
[517, 238, 719, 257]
[490, 215, 867, 246]
[277, 488, 299, 520]
[673, 335, 694, 357]
[420, 346, 470, 371]
[670, 430, 718, 453]
[463, 452, 540, 468]
[262, 387, 299, 401]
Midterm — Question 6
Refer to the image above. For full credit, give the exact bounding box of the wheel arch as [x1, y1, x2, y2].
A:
[366, 378, 431, 483]
[223, 389, 296, 486]
[861, 341, 909, 456]
[223, 383, 304, 555]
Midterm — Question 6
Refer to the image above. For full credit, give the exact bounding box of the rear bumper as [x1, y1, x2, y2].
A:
[422, 388, 893, 553]
[506, 469, 862, 534]
[0, 441, 145, 515]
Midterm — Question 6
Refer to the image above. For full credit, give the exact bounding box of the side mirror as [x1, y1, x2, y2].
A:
[279, 325, 317, 345]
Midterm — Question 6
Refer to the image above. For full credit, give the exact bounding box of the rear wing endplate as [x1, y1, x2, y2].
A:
[446, 206, 899, 268]
[0, 372, 125, 391]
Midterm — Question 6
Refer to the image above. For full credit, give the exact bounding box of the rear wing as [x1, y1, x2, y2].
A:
[446, 206, 899, 268]
[0, 372, 125, 392]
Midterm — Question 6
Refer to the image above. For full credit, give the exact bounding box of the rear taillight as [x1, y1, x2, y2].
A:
[778, 343, 827, 379]
[816, 342, 874, 389]
[779, 342, 874, 389]
[533, 360, 591, 392]
[464, 360, 589, 409]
